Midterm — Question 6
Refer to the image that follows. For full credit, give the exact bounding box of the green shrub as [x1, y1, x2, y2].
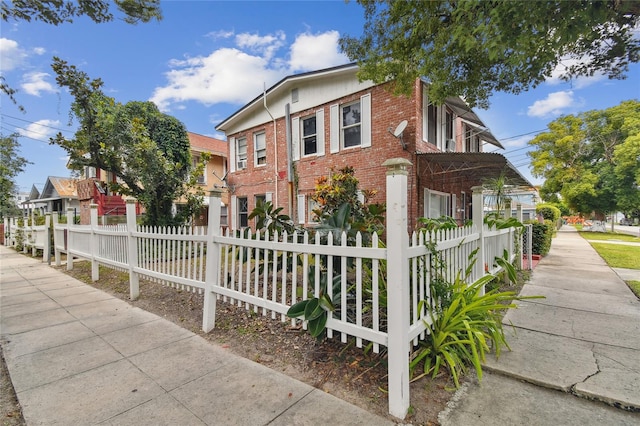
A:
[529, 220, 553, 256]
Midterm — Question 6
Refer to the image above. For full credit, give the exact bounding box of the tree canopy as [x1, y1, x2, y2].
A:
[529, 100, 640, 220]
[1, 0, 162, 110]
[0, 133, 31, 219]
[340, 0, 640, 108]
[51, 57, 206, 227]
[1, 0, 162, 25]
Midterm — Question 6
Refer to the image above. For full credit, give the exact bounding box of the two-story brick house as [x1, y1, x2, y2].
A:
[216, 63, 531, 231]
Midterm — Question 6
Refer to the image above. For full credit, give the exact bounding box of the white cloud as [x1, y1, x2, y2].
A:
[236, 31, 286, 60]
[150, 47, 284, 111]
[289, 31, 349, 72]
[0, 38, 28, 72]
[32, 47, 46, 55]
[17, 119, 60, 142]
[527, 91, 577, 118]
[21, 72, 56, 96]
[150, 30, 349, 112]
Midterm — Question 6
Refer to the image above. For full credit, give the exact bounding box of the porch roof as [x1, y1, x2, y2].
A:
[416, 152, 533, 189]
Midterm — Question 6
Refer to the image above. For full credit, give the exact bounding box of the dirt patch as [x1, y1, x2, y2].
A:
[57, 262, 455, 425]
[0, 345, 24, 426]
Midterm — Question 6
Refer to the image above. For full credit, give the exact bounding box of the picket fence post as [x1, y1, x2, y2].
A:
[203, 190, 222, 333]
[472, 186, 485, 291]
[66, 207, 74, 271]
[516, 203, 524, 270]
[126, 198, 140, 300]
[53, 212, 62, 266]
[43, 213, 51, 264]
[383, 158, 411, 419]
[90, 204, 99, 281]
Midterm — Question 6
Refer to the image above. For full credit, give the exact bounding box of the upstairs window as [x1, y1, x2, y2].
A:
[192, 155, 206, 184]
[254, 132, 266, 166]
[465, 124, 480, 152]
[302, 116, 317, 156]
[341, 101, 362, 148]
[236, 137, 247, 170]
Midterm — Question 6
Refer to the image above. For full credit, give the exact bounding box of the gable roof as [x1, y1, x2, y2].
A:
[187, 132, 227, 157]
[216, 63, 363, 133]
[39, 176, 78, 201]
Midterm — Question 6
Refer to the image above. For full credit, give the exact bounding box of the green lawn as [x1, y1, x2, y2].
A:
[589, 243, 640, 270]
[579, 231, 640, 243]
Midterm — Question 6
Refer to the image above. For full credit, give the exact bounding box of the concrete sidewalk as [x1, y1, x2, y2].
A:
[0, 245, 394, 426]
[440, 226, 640, 425]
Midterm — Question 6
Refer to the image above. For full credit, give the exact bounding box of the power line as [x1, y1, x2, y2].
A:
[1, 113, 76, 134]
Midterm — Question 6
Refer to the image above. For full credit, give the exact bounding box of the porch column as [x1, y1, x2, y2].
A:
[383, 158, 411, 419]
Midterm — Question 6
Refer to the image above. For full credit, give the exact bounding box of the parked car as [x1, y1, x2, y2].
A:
[620, 217, 632, 226]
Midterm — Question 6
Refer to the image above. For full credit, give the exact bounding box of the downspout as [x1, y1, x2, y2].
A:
[284, 103, 293, 219]
[263, 84, 278, 208]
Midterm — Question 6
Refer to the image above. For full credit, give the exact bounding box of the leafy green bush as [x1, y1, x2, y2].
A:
[528, 220, 553, 255]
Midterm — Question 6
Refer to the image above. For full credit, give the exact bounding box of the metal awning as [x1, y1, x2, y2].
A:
[417, 152, 533, 188]
[444, 97, 504, 149]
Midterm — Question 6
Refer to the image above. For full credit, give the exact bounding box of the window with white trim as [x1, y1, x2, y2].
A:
[425, 189, 451, 219]
[220, 205, 228, 226]
[308, 197, 320, 224]
[423, 88, 456, 150]
[192, 155, 206, 184]
[302, 116, 317, 156]
[341, 100, 362, 148]
[237, 196, 248, 228]
[236, 137, 247, 170]
[254, 132, 266, 166]
[464, 124, 480, 152]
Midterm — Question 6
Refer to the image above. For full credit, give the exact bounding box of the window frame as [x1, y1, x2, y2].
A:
[192, 154, 206, 185]
[237, 196, 248, 228]
[254, 132, 266, 166]
[425, 189, 452, 219]
[236, 137, 248, 170]
[301, 115, 318, 156]
[341, 100, 362, 149]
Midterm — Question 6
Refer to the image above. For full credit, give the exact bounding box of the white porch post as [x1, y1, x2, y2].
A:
[472, 186, 485, 290]
[203, 190, 222, 333]
[66, 207, 74, 271]
[90, 204, 99, 281]
[383, 158, 411, 419]
[53, 212, 62, 266]
[126, 198, 140, 300]
[43, 213, 51, 263]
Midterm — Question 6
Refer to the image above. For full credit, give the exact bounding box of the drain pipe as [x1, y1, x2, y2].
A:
[263, 84, 278, 208]
[284, 103, 293, 218]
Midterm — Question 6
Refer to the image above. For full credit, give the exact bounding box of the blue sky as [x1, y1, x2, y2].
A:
[2, 0, 639, 193]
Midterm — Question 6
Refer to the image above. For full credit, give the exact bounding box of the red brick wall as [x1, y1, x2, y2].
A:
[227, 80, 436, 232]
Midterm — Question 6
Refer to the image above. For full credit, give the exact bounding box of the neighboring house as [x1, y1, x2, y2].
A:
[216, 63, 532, 231]
[75, 131, 228, 225]
[26, 177, 80, 217]
[184, 132, 229, 226]
[484, 187, 541, 221]
[76, 167, 129, 224]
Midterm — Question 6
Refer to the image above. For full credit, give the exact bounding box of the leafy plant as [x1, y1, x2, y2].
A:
[248, 200, 296, 235]
[410, 273, 542, 388]
[286, 270, 340, 339]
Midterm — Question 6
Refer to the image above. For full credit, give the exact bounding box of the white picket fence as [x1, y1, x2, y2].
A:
[35, 159, 529, 419]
